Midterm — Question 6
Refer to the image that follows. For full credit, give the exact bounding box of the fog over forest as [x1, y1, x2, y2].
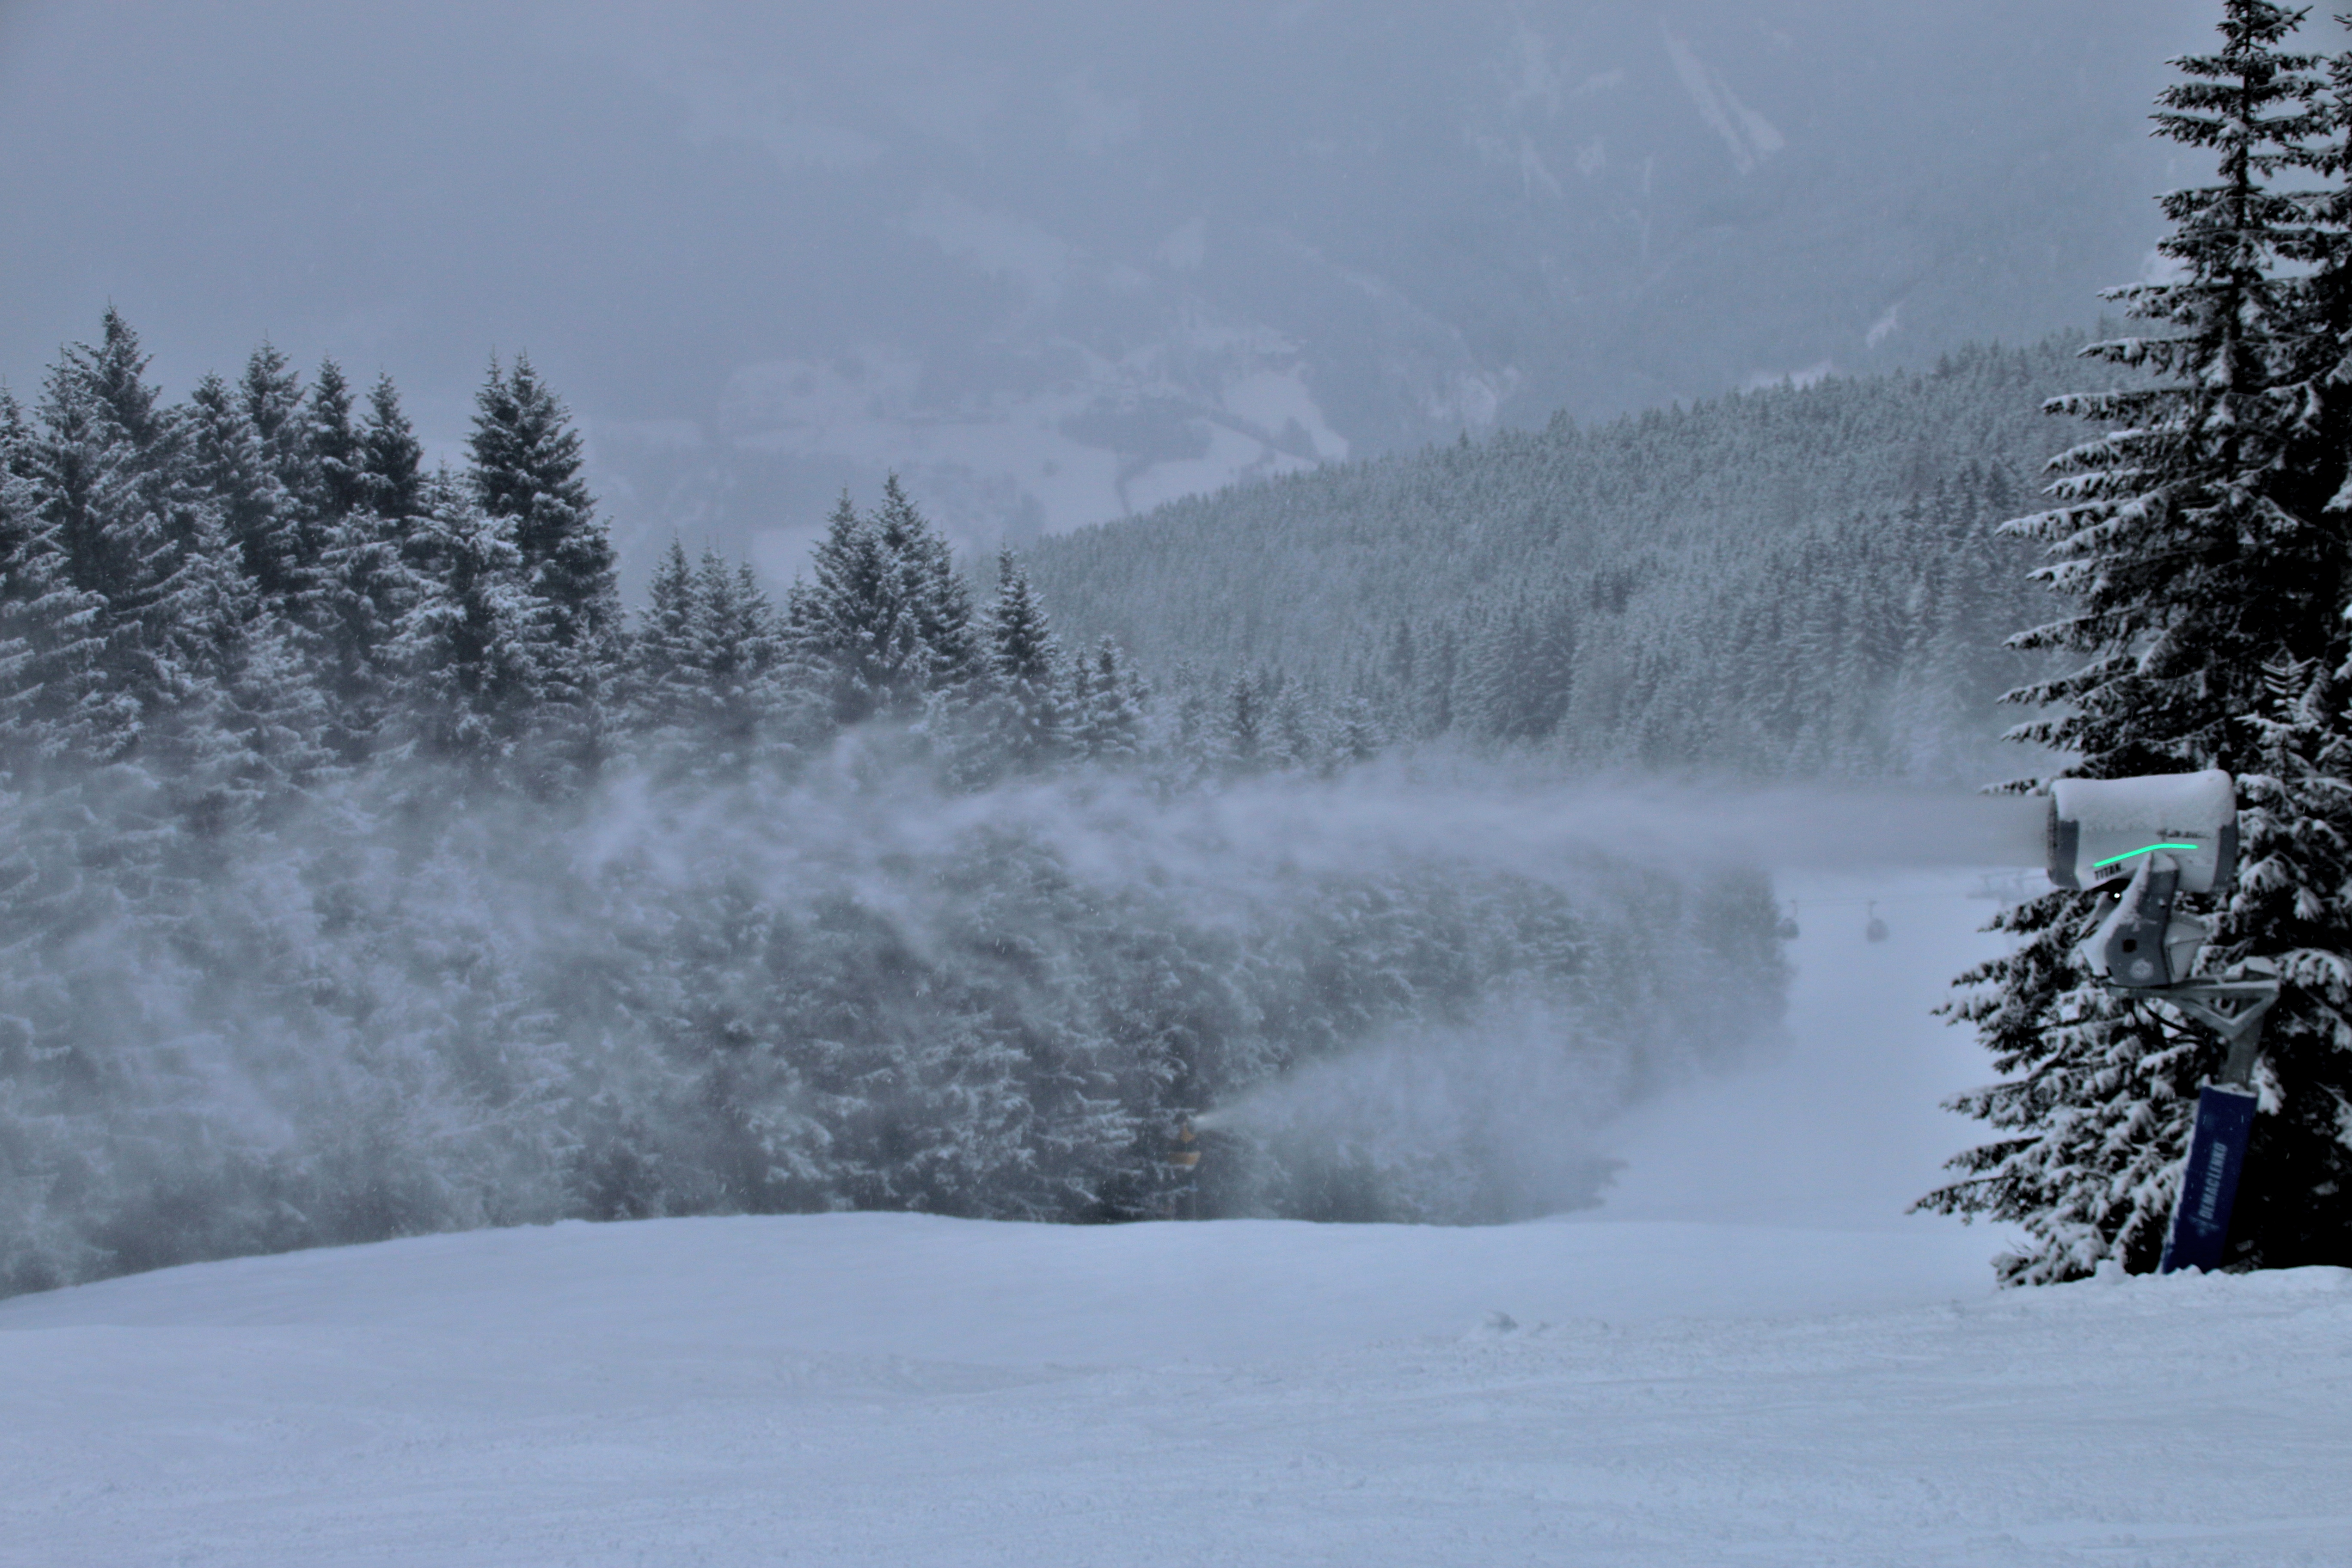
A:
[18, 4, 2352, 1559]
[5, 0, 2344, 1309]
[23, 3, 2352, 1561]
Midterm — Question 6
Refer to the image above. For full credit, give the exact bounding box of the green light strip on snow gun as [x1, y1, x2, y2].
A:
[2090, 842, 2202, 870]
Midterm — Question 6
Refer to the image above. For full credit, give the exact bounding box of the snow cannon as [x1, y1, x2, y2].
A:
[2046, 770, 2236, 991]
[2045, 770, 2236, 897]
[2045, 770, 2282, 1274]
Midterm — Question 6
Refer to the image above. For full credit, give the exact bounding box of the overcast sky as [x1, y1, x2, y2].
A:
[0, 1, 2269, 579]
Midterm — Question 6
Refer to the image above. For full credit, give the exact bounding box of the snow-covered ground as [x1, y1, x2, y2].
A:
[5, 868, 2348, 1565]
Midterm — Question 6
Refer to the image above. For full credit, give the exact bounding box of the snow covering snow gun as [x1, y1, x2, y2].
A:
[2045, 770, 2275, 1272]
[2047, 769, 2236, 986]
[2048, 770, 2247, 990]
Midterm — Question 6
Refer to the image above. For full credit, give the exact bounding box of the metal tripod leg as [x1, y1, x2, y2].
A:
[2153, 980, 2278, 1087]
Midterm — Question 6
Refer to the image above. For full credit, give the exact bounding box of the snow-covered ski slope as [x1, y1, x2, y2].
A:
[6, 1213, 2349, 1567]
[5, 870, 2348, 1566]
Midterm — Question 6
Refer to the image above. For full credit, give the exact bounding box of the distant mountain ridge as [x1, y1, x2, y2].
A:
[0, 1, 2226, 573]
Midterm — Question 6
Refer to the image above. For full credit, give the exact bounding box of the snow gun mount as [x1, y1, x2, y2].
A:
[2046, 771, 2278, 1272]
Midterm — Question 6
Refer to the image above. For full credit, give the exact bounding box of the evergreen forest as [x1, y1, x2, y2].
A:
[0, 312, 1784, 1298]
[11, 0, 2352, 1299]
[1029, 338, 2098, 783]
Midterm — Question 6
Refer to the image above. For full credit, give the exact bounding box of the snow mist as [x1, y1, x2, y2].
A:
[0, 744, 1807, 1294]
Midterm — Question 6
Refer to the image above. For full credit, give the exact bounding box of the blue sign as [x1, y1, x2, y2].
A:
[2159, 1084, 2257, 1274]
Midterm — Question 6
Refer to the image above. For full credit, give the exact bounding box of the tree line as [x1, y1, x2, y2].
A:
[0, 312, 1139, 797]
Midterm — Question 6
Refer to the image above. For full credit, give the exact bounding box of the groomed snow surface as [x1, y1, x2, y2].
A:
[6, 870, 2349, 1566]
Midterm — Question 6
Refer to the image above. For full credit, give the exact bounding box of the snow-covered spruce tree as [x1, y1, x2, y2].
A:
[0, 393, 123, 1287]
[624, 536, 704, 776]
[2204, 35, 2352, 1268]
[70, 327, 334, 818]
[302, 358, 367, 531]
[0, 390, 107, 768]
[787, 479, 977, 731]
[24, 309, 270, 781]
[1460, 601, 1521, 744]
[382, 485, 555, 775]
[239, 343, 308, 511]
[690, 547, 800, 775]
[469, 355, 615, 643]
[310, 394, 431, 767]
[1415, 622, 1459, 740]
[357, 372, 426, 524]
[871, 474, 980, 703]
[187, 371, 303, 611]
[1221, 670, 1267, 774]
[1069, 636, 1148, 763]
[313, 374, 434, 747]
[466, 355, 619, 782]
[974, 548, 1069, 773]
[1330, 691, 1385, 768]
[1921, 3, 2352, 1279]
[2229, 656, 2352, 1263]
[623, 539, 795, 784]
[1269, 675, 1331, 773]
[1463, 595, 1575, 745]
[0, 324, 336, 1289]
[790, 492, 908, 728]
[1162, 660, 1214, 776]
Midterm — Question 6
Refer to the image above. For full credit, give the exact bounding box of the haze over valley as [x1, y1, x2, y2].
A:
[2, 1, 2234, 574]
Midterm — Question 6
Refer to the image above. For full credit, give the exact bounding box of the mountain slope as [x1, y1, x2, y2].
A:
[1028, 336, 2106, 780]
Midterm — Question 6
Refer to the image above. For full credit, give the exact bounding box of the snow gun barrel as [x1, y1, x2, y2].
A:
[2046, 770, 2236, 895]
